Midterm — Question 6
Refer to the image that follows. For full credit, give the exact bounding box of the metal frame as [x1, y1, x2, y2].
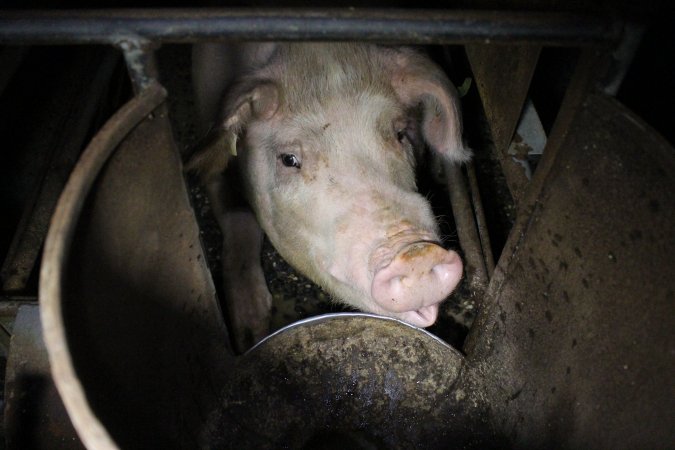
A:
[0, 6, 622, 319]
[0, 8, 635, 449]
[0, 8, 622, 93]
[0, 9, 620, 46]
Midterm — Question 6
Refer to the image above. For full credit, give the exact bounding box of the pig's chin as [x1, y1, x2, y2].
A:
[394, 304, 440, 328]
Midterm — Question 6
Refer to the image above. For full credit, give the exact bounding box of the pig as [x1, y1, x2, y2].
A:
[188, 43, 470, 352]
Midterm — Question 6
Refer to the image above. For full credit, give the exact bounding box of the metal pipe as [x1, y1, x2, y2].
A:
[118, 38, 160, 94]
[466, 162, 495, 277]
[445, 162, 489, 300]
[40, 81, 166, 450]
[0, 8, 621, 46]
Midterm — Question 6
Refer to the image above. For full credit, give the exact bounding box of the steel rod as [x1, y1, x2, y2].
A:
[0, 8, 620, 46]
[466, 162, 495, 277]
[40, 81, 166, 450]
[445, 162, 489, 300]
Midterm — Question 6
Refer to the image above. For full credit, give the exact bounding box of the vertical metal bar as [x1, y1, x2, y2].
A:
[466, 162, 495, 277]
[465, 47, 613, 351]
[517, 47, 612, 220]
[445, 163, 489, 300]
[117, 38, 160, 94]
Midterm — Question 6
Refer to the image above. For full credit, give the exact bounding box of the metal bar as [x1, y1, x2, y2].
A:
[445, 163, 489, 300]
[466, 44, 542, 154]
[466, 44, 541, 205]
[0, 8, 621, 46]
[119, 38, 159, 94]
[465, 162, 495, 277]
[465, 47, 613, 338]
[40, 82, 166, 450]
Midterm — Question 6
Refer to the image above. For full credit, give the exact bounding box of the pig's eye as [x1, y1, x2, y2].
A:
[396, 129, 411, 145]
[280, 153, 302, 169]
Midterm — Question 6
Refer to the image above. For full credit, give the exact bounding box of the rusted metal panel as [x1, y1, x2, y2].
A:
[40, 83, 231, 450]
[0, 297, 36, 356]
[465, 92, 675, 448]
[466, 43, 541, 203]
[4, 305, 83, 449]
[205, 314, 492, 449]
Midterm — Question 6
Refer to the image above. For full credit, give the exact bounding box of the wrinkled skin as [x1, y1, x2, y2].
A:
[189, 43, 470, 352]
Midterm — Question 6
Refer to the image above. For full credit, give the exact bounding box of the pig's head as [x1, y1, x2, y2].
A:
[196, 44, 469, 327]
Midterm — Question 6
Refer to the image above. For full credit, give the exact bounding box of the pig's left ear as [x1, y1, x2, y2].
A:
[184, 126, 236, 183]
[388, 49, 471, 163]
[185, 81, 280, 183]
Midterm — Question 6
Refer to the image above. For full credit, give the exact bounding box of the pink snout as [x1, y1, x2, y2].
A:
[371, 242, 463, 328]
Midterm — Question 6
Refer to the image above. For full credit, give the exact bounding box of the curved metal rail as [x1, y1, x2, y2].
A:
[39, 83, 166, 450]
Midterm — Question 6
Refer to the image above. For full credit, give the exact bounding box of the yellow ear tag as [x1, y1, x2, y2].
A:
[457, 77, 472, 98]
[227, 131, 238, 157]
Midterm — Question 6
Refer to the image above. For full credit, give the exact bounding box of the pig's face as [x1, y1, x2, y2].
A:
[216, 44, 469, 327]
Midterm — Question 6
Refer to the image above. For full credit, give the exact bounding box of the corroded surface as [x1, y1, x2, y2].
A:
[466, 93, 675, 448]
[42, 90, 231, 449]
[465, 44, 541, 203]
[204, 314, 473, 449]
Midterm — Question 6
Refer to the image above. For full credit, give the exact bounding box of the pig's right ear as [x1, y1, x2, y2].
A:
[387, 49, 471, 164]
[186, 82, 280, 182]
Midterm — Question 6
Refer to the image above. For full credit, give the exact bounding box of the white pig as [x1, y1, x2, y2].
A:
[189, 43, 470, 351]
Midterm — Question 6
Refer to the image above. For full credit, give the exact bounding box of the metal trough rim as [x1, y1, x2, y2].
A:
[39, 82, 166, 450]
[248, 312, 463, 355]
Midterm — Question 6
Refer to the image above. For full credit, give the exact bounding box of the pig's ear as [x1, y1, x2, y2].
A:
[186, 82, 279, 182]
[222, 81, 280, 133]
[388, 50, 471, 163]
[184, 127, 236, 181]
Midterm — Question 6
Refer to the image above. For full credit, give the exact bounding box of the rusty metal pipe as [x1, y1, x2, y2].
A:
[444, 163, 489, 300]
[466, 162, 495, 277]
[119, 39, 160, 94]
[0, 8, 621, 46]
[39, 82, 166, 450]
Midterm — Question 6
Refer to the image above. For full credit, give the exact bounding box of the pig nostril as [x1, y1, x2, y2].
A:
[371, 244, 463, 317]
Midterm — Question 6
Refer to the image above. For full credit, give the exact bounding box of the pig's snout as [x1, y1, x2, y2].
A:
[371, 242, 463, 327]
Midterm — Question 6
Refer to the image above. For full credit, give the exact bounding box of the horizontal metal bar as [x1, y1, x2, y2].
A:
[0, 8, 621, 46]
